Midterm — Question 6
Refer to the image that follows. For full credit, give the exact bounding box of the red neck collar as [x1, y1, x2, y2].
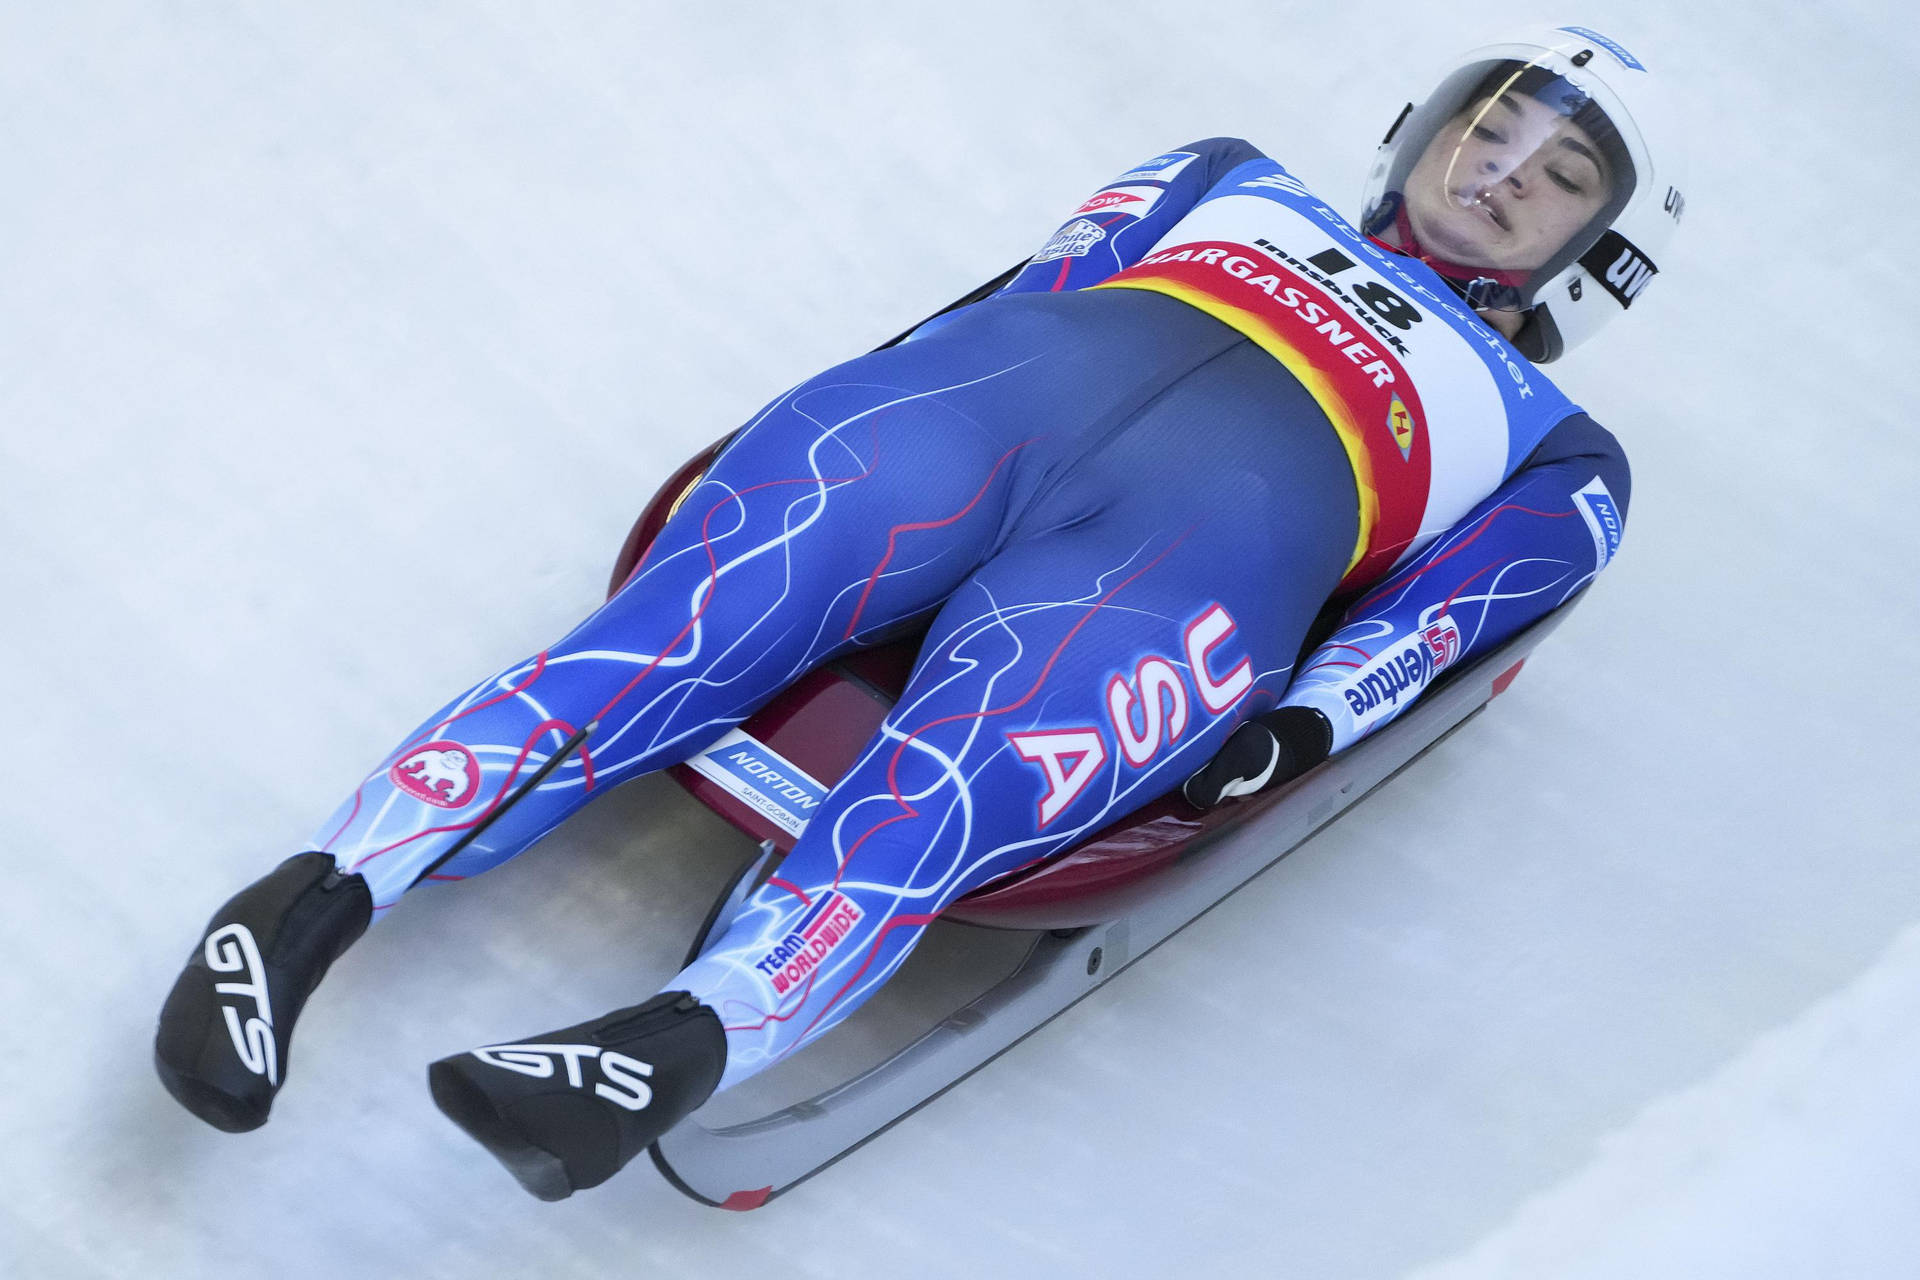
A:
[1367, 203, 1529, 291]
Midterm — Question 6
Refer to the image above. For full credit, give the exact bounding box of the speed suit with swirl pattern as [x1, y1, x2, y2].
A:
[165, 138, 1630, 1161]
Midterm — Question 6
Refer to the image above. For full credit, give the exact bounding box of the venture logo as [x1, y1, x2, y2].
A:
[470, 1043, 656, 1112]
[205, 923, 276, 1084]
[1340, 618, 1462, 730]
[754, 891, 865, 996]
[1421, 619, 1462, 668]
[390, 740, 480, 809]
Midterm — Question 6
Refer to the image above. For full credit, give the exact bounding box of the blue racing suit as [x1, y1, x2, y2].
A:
[310, 138, 1630, 1089]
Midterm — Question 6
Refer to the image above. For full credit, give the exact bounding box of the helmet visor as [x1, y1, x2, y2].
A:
[1366, 59, 1637, 311]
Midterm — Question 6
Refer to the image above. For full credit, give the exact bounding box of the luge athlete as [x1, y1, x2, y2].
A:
[155, 25, 1682, 1200]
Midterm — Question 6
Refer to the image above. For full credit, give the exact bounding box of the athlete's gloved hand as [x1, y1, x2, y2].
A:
[1182, 706, 1333, 809]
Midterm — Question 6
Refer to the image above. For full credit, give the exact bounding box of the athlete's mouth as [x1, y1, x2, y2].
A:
[1460, 188, 1510, 231]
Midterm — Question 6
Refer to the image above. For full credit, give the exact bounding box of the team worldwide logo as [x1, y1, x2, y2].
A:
[754, 891, 865, 997]
[389, 740, 481, 808]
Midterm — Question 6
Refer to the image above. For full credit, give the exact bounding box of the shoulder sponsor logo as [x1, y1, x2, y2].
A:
[754, 891, 865, 996]
[1574, 476, 1623, 569]
[1072, 184, 1164, 218]
[205, 923, 277, 1084]
[1557, 26, 1646, 71]
[1114, 151, 1199, 184]
[1032, 217, 1108, 264]
[686, 729, 827, 837]
[1340, 618, 1461, 731]
[390, 740, 480, 808]
[1238, 170, 1313, 200]
[470, 1043, 656, 1111]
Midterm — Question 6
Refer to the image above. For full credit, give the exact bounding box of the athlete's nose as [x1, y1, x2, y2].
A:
[1484, 158, 1529, 197]
[1479, 151, 1533, 196]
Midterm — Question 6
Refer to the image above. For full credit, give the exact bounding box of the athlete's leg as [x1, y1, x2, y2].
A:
[429, 340, 1362, 1196]
[154, 289, 1246, 1132]
[310, 292, 1252, 912]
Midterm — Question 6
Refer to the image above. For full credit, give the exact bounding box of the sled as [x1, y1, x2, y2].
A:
[603, 417, 1576, 1211]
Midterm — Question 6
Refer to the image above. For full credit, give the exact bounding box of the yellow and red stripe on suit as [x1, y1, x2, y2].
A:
[1094, 242, 1430, 591]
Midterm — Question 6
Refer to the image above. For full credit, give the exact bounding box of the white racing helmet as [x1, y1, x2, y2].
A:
[1359, 24, 1686, 362]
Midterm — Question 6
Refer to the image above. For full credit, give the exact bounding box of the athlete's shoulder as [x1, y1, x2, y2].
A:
[1176, 136, 1269, 162]
[1119, 138, 1270, 187]
[1531, 411, 1630, 497]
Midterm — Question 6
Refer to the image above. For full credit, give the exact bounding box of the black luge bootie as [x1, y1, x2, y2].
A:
[428, 991, 726, 1201]
[154, 852, 372, 1132]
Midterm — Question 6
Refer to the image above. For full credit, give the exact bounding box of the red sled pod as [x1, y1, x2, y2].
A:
[605, 435, 1572, 1210]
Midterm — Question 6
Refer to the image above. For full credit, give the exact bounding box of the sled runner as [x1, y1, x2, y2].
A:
[603, 426, 1577, 1211]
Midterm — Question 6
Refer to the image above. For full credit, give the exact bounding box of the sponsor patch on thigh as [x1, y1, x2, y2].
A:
[753, 892, 866, 997]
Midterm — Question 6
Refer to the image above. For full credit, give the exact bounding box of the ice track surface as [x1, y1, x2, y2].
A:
[5, 3, 1918, 1277]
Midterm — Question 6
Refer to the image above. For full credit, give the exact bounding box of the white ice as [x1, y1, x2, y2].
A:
[4, 3, 1918, 1277]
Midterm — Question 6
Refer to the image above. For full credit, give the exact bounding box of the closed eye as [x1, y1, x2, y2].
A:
[1555, 136, 1608, 193]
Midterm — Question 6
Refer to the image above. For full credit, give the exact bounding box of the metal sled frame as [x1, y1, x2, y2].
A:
[647, 606, 1571, 1210]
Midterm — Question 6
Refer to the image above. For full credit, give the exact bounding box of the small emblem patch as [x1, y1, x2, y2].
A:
[390, 740, 481, 808]
[1388, 394, 1416, 459]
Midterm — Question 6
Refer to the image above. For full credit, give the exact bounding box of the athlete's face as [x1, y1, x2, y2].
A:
[1403, 91, 1614, 272]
